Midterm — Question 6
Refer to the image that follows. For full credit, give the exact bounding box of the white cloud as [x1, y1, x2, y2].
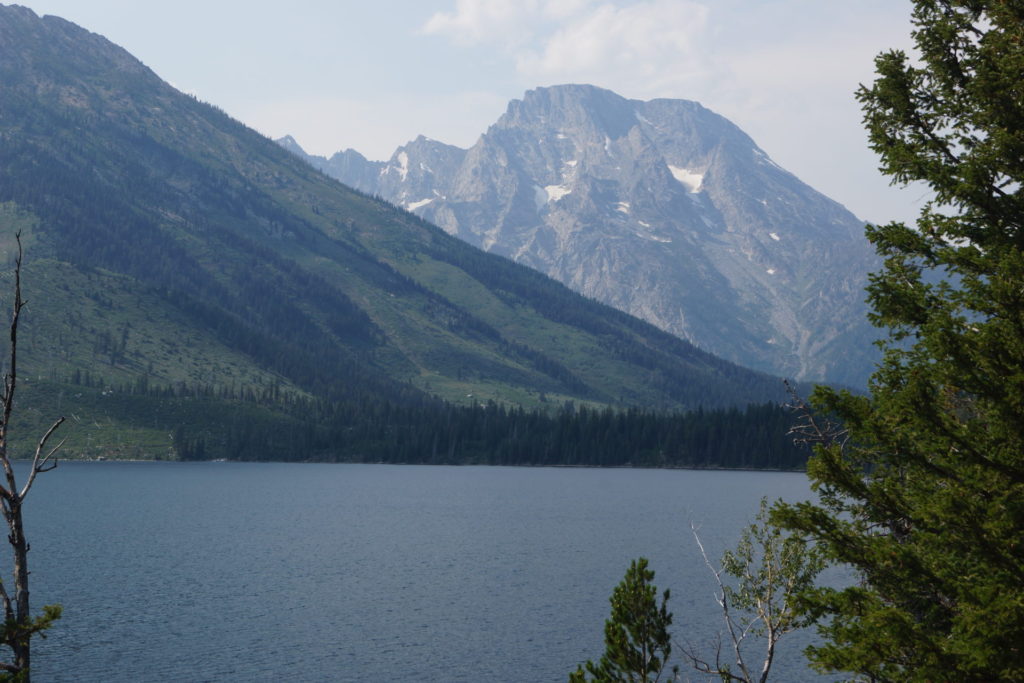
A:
[420, 0, 563, 47]
[421, 0, 711, 97]
[516, 1, 711, 96]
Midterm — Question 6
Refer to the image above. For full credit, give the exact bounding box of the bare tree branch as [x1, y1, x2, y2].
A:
[682, 523, 754, 682]
[0, 231, 64, 680]
[0, 577, 12, 624]
[784, 380, 848, 450]
[0, 235, 24, 509]
[20, 419, 66, 499]
[681, 501, 826, 683]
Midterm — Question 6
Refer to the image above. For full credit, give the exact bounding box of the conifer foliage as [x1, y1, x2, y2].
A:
[777, 2, 1024, 680]
[570, 558, 677, 683]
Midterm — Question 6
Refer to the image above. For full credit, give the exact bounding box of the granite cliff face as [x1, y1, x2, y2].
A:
[282, 85, 881, 386]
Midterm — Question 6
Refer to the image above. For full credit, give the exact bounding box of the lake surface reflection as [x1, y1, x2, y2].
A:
[21, 462, 825, 681]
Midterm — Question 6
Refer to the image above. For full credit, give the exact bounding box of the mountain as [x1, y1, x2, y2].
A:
[283, 85, 881, 387]
[0, 6, 793, 461]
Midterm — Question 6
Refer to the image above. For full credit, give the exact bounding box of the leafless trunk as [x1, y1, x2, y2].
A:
[684, 525, 755, 683]
[0, 233, 65, 680]
[681, 498, 825, 683]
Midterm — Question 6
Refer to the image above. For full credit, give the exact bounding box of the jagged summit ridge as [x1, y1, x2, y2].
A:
[281, 84, 879, 386]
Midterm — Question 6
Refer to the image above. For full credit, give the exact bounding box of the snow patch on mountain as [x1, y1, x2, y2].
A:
[667, 165, 703, 193]
[397, 151, 409, 180]
[638, 232, 672, 243]
[545, 184, 572, 202]
[753, 148, 784, 171]
[406, 198, 433, 211]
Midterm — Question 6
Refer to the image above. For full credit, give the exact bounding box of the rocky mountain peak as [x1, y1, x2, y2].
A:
[276, 134, 307, 156]
[500, 84, 641, 141]
[280, 84, 880, 386]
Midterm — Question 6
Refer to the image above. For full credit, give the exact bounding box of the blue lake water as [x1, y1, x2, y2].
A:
[15, 462, 828, 681]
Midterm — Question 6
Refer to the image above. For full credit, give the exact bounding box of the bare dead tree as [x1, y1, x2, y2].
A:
[683, 525, 755, 683]
[783, 380, 848, 451]
[0, 233, 65, 681]
[681, 499, 825, 683]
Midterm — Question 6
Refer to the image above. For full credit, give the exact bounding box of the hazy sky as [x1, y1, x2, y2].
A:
[14, 0, 924, 225]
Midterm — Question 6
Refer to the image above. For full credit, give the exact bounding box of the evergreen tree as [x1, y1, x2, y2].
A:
[777, 2, 1024, 680]
[570, 558, 678, 683]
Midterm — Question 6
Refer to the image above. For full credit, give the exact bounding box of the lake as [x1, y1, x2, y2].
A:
[16, 462, 828, 681]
